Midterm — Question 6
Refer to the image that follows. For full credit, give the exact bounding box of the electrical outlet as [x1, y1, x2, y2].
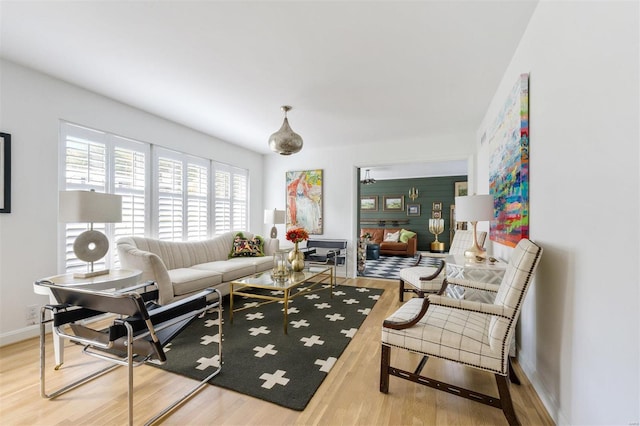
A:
[25, 304, 40, 326]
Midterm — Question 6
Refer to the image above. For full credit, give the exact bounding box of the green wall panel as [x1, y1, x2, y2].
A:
[359, 175, 467, 252]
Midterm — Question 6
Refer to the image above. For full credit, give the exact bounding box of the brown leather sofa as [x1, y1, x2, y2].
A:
[360, 227, 417, 257]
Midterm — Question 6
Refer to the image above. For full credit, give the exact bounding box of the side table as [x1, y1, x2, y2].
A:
[366, 243, 380, 260]
[34, 268, 142, 369]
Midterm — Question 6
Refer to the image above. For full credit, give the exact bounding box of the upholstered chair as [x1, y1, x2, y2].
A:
[381, 239, 543, 426]
[398, 229, 488, 301]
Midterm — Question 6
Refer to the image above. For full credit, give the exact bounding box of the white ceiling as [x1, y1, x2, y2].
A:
[0, 1, 537, 166]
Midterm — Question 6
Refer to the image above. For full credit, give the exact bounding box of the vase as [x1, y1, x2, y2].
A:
[288, 242, 305, 272]
[272, 250, 290, 282]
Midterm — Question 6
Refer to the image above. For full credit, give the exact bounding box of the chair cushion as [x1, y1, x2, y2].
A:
[381, 298, 504, 374]
[399, 229, 416, 243]
[399, 266, 444, 292]
[168, 268, 223, 296]
[192, 259, 257, 282]
[228, 232, 265, 258]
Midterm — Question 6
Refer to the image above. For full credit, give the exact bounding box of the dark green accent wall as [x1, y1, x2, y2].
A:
[359, 175, 467, 251]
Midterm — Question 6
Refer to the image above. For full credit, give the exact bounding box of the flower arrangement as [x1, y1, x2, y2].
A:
[286, 227, 309, 243]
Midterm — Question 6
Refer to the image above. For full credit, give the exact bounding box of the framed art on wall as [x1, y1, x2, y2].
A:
[286, 169, 323, 234]
[454, 181, 468, 197]
[383, 195, 404, 212]
[485, 73, 530, 247]
[432, 201, 442, 211]
[0, 133, 11, 213]
[360, 195, 378, 211]
[407, 204, 420, 216]
[432, 210, 442, 219]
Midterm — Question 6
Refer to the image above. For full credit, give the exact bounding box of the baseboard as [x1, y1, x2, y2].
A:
[517, 346, 569, 425]
[0, 324, 41, 347]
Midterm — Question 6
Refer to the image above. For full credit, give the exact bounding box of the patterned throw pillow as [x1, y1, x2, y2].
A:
[399, 229, 417, 243]
[229, 233, 265, 258]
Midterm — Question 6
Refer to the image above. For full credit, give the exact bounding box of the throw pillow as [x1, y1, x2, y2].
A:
[399, 229, 417, 243]
[229, 232, 265, 258]
[383, 230, 400, 242]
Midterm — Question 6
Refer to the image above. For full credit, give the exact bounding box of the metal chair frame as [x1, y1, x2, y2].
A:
[37, 280, 222, 426]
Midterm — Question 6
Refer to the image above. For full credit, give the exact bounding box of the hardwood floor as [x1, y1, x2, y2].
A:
[0, 278, 554, 425]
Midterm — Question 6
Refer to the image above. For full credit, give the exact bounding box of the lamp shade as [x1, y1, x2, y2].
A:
[454, 195, 493, 222]
[59, 190, 122, 223]
[264, 208, 285, 225]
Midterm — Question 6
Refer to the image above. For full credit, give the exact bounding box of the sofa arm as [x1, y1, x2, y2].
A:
[263, 238, 280, 256]
[116, 243, 175, 305]
[406, 236, 418, 256]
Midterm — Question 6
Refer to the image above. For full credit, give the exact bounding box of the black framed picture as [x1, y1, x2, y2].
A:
[0, 133, 11, 213]
[407, 204, 420, 216]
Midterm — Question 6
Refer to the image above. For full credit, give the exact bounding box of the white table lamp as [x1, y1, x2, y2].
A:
[59, 190, 122, 278]
[454, 194, 493, 260]
[264, 208, 285, 238]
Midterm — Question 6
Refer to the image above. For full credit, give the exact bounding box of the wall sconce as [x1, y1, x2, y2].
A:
[408, 187, 419, 200]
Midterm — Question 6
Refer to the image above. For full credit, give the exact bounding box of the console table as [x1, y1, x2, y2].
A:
[34, 268, 142, 368]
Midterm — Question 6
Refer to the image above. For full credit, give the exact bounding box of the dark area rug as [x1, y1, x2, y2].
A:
[154, 284, 384, 411]
[361, 255, 420, 279]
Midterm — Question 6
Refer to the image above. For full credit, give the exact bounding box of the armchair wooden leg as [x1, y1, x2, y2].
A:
[399, 280, 405, 302]
[380, 344, 390, 393]
[495, 374, 520, 426]
[508, 358, 521, 385]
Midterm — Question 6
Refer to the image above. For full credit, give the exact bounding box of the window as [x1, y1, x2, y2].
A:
[60, 122, 149, 273]
[214, 164, 248, 234]
[154, 147, 210, 241]
[60, 122, 249, 272]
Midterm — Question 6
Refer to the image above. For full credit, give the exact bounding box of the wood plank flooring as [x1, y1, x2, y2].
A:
[0, 277, 554, 425]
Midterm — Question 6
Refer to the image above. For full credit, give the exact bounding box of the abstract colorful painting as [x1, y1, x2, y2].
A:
[487, 74, 529, 247]
[286, 169, 323, 234]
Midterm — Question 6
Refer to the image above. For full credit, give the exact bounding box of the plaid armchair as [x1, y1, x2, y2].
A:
[381, 239, 543, 425]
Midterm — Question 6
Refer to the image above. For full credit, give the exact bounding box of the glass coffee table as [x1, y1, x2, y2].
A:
[229, 265, 334, 334]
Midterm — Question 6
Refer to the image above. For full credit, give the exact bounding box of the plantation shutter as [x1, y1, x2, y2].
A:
[62, 126, 108, 274]
[214, 164, 248, 234]
[154, 147, 210, 241]
[157, 155, 184, 241]
[111, 136, 149, 266]
[61, 123, 150, 273]
[187, 163, 208, 240]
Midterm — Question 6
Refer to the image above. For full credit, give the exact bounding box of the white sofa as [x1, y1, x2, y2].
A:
[117, 231, 279, 304]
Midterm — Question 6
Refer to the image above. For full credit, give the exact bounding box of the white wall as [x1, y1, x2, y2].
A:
[477, 2, 639, 424]
[0, 59, 266, 344]
[262, 133, 475, 276]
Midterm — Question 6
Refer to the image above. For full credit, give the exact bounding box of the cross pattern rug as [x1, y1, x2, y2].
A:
[361, 255, 420, 279]
[155, 284, 384, 411]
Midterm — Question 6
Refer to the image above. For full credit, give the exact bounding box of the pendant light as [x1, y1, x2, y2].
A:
[361, 169, 376, 185]
[268, 105, 303, 155]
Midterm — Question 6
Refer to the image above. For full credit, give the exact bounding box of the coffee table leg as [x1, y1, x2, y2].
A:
[283, 289, 289, 334]
[331, 269, 334, 298]
[229, 283, 234, 324]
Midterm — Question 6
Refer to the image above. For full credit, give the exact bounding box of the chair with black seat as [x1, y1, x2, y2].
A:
[381, 238, 542, 426]
[37, 280, 222, 426]
[305, 239, 348, 278]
